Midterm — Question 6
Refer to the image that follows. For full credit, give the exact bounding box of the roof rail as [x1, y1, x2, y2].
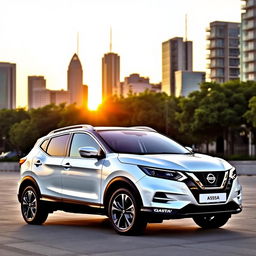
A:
[48, 124, 94, 135]
[131, 126, 157, 132]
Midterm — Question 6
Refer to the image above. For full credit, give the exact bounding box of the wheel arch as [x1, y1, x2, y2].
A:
[18, 176, 41, 202]
[103, 176, 143, 211]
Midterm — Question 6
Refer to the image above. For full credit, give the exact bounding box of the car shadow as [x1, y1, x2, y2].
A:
[16, 214, 245, 239]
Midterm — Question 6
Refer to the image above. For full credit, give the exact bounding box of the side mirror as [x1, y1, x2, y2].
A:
[79, 147, 103, 159]
[185, 146, 193, 152]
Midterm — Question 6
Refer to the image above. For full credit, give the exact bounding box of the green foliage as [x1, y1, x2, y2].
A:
[97, 92, 180, 139]
[9, 119, 39, 153]
[176, 80, 256, 154]
[244, 96, 256, 128]
[0, 108, 29, 151]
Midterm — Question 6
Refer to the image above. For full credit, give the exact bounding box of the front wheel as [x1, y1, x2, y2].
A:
[21, 186, 48, 225]
[108, 188, 147, 235]
[193, 214, 230, 229]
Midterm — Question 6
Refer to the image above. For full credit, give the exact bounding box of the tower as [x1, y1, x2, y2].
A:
[162, 37, 193, 96]
[102, 27, 120, 100]
[67, 53, 86, 107]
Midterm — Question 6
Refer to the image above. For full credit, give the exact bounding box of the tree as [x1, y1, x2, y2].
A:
[244, 96, 256, 127]
[96, 92, 181, 139]
[176, 80, 256, 154]
[9, 119, 39, 154]
[0, 108, 29, 151]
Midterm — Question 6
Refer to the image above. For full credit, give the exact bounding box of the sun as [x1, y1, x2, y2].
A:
[88, 99, 100, 111]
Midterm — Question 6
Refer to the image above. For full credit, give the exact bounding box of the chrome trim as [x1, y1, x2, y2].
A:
[221, 171, 229, 187]
[48, 124, 94, 134]
[229, 167, 237, 179]
[186, 171, 229, 190]
[41, 195, 103, 208]
[153, 197, 176, 201]
[131, 126, 157, 132]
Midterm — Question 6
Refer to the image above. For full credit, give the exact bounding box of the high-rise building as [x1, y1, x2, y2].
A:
[102, 52, 120, 100]
[28, 76, 71, 109]
[206, 21, 240, 83]
[82, 84, 88, 107]
[121, 73, 161, 97]
[162, 37, 193, 96]
[0, 62, 16, 109]
[50, 90, 70, 105]
[28, 76, 50, 109]
[175, 71, 205, 97]
[68, 53, 87, 107]
[241, 0, 256, 81]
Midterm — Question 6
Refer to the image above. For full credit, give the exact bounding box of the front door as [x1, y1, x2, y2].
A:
[61, 133, 104, 204]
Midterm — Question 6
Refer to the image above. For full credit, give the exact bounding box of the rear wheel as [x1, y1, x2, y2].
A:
[21, 186, 48, 225]
[193, 214, 230, 229]
[108, 188, 147, 235]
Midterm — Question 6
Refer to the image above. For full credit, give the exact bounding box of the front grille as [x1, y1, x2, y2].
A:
[184, 174, 234, 204]
[193, 171, 225, 187]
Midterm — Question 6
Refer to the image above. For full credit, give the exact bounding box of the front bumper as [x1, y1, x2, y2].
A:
[141, 201, 242, 220]
[136, 173, 242, 219]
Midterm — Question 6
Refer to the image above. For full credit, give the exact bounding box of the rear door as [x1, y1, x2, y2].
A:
[32, 134, 70, 199]
[61, 132, 104, 204]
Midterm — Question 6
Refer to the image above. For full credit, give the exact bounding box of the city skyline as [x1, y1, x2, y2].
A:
[0, 0, 241, 109]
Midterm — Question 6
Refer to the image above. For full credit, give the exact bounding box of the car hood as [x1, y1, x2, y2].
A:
[117, 153, 232, 172]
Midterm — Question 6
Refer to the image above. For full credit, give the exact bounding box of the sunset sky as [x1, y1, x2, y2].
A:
[0, 0, 241, 109]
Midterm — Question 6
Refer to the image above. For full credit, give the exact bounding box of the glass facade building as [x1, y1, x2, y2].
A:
[162, 37, 193, 96]
[0, 62, 16, 109]
[102, 52, 120, 100]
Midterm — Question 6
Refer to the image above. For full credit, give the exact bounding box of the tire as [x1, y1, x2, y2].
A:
[108, 188, 147, 235]
[193, 214, 230, 229]
[21, 186, 48, 225]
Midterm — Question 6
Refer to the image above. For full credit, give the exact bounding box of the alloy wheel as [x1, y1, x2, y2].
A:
[111, 193, 135, 231]
[22, 189, 37, 221]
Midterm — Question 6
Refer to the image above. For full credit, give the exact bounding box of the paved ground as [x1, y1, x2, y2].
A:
[0, 173, 255, 256]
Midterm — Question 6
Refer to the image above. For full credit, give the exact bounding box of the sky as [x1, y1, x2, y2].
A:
[0, 0, 242, 109]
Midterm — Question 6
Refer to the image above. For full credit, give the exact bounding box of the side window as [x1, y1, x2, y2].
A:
[69, 133, 100, 158]
[40, 139, 49, 152]
[47, 134, 70, 157]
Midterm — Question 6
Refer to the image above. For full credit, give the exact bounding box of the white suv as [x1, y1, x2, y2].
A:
[18, 125, 242, 235]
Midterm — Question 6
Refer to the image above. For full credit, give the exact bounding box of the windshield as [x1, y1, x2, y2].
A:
[98, 130, 190, 154]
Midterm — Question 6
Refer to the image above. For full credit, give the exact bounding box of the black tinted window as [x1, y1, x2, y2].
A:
[47, 135, 70, 157]
[70, 133, 100, 158]
[40, 139, 49, 152]
[98, 130, 189, 154]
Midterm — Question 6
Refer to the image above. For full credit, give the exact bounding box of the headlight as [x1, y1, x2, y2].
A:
[229, 167, 237, 179]
[139, 166, 187, 181]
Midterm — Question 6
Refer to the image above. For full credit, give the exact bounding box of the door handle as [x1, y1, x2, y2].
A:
[63, 163, 71, 169]
[34, 160, 42, 167]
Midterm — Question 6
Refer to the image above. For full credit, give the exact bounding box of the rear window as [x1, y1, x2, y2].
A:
[47, 134, 70, 157]
[40, 139, 49, 152]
